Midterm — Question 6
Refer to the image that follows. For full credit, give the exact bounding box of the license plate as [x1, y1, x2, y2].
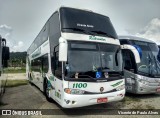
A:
[156, 88, 160, 92]
[97, 98, 108, 103]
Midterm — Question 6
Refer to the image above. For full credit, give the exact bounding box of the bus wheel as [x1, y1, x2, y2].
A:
[29, 73, 33, 86]
[44, 79, 52, 102]
[28, 73, 30, 79]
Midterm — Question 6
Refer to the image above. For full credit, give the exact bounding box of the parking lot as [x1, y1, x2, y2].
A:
[0, 74, 160, 118]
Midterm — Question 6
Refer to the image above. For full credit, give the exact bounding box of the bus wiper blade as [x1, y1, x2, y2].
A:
[138, 70, 150, 76]
[63, 28, 94, 35]
[91, 30, 115, 39]
[153, 56, 160, 74]
[78, 75, 97, 81]
[94, 66, 110, 72]
[115, 47, 121, 66]
[148, 53, 153, 75]
[101, 67, 111, 72]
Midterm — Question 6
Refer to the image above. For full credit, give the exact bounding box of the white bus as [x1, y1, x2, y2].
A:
[0, 35, 10, 97]
[119, 36, 160, 94]
[27, 7, 125, 108]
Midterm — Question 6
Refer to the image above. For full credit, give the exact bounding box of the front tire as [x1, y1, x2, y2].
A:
[44, 79, 52, 102]
[29, 73, 33, 86]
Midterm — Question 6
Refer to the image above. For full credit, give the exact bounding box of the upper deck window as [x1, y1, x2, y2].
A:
[60, 7, 118, 39]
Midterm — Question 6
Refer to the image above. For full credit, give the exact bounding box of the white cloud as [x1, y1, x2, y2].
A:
[117, 29, 130, 35]
[0, 24, 12, 30]
[12, 41, 24, 52]
[0, 24, 13, 46]
[136, 18, 160, 44]
[0, 24, 13, 39]
[0, 24, 25, 52]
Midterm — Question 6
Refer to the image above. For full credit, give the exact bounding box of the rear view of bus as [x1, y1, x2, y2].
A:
[119, 36, 160, 94]
[27, 7, 125, 108]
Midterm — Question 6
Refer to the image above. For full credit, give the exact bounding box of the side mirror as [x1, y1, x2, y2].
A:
[59, 37, 68, 62]
[2, 46, 10, 68]
[121, 44, 141, 63]
[2, 46, 10, 60]
[115, 47, 121, 66]
[2, 38, 6, 46]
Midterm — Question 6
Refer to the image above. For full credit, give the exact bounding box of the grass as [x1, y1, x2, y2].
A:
[121, 96, 141, 106]
[5, 79, 29, 87]
[130, 104, 155, 109]
[4, 67, 26, 73]
[122, 96, 155, 110]
[131, 104, 144, 109]
[123, 96, 141, 103]
[145, 104, 155, 110]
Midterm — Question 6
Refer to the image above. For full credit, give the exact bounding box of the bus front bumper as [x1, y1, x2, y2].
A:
[136, 82, 160, 94]
[62, 89, 125, 108]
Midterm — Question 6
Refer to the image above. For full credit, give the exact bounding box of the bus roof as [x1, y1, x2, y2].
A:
[118, 35, 155, 44]
[27, 7, 114, 54]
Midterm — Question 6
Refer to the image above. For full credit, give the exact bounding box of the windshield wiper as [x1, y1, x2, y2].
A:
[62, 28, 94, 35]
[115, 47, 121, 66]
[147, 54, 160, 76]
[91, 30, 115, 39]
[94, 66, 110, 71]
[77, 74, 98, 81]
[148, 53, 153, 75]
[138, 70, 150, 76]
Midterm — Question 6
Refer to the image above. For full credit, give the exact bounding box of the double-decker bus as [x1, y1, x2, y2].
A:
[0, 35, 10, 97]
[119, 36, 160, 94]
[27, 7, 125, 108]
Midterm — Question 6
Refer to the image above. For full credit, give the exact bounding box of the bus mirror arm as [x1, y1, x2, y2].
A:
[59, 37, 68, 62]
[115, 48, 121, 66]
[121, 45, 141, 63]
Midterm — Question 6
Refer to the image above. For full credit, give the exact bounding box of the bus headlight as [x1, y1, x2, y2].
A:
[64, 88, 85, 95]
[116, 85, 125, 91]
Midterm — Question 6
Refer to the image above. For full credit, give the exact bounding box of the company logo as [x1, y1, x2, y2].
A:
[32, 47, 41, 58]
[2, 110, 11, 115]
[111, 80, 123, 87]
[77, 23, 94, 28]
[100, 87, 104, 93]
[89, 36, 106, 41]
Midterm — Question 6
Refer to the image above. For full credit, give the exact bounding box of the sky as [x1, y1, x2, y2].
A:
[0, 0, 160, 52]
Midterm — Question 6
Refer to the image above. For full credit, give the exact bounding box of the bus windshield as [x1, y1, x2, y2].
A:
[65, 41, 122, 80]
[131, 40, 160, 77]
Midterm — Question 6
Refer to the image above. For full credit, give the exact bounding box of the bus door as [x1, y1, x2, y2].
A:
[31, 58, 42, 87]
[122, 50, 137, 92]
[39, 54, 49, 91]
[54, 47, 63, 103]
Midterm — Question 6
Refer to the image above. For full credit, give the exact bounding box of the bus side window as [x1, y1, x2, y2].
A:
[31, 58, 42, 72]
[122, 50, 136, 72]
[42, 54, 49, 73]
[54, 51, 62, 79]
